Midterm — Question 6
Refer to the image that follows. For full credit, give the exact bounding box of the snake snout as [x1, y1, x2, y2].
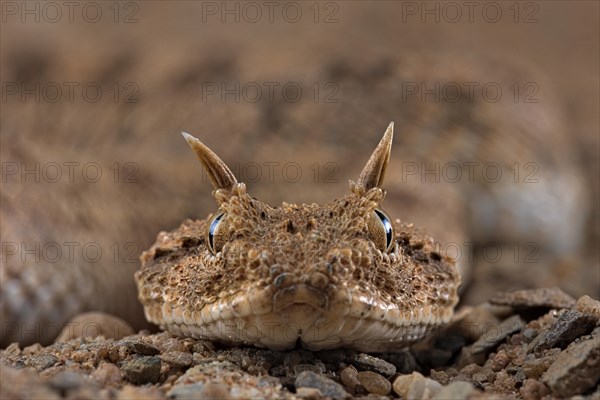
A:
[273, 284, 329, 312]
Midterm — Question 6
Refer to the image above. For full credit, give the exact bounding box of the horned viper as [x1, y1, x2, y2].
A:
[135, 123, 461, 351]
[1, 53, 591, 348]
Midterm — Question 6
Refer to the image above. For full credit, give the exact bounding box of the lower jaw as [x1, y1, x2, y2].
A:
[161, 303, 449, 351]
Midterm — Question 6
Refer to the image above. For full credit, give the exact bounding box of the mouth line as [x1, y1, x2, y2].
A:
[158, 284, 452, 332]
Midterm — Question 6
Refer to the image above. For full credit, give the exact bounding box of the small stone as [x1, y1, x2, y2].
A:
[490, 287, 575, 310]
[22, 343, 42, 355]
[340, 365, 360, 390]
[48, 371, 87, 392]
[514, 369, 526, 384]
[542, 335, 600, 397]
[350, 353, 396, 377]
[3, 342, 21, 357]
[28, 354, 58, 371]
[161, 351, 193, 369]
[431, 381, 475, 400]
[197, 383, 232, 399]
[472, 372, 487, 384]
[168, 382, 232, 400]
[489, 349, 510, 372]
[118, 384, 164, 400]
[295, 371, 350, 399]
[56, 312, 134, 342]
[160, 338, 187, 353]
[121, 356, 162, 385]
[521, 328, 538, 343]
[379, 349, 420, 374]
[357, 371, 391, 395]
[393, 372, 425, 398]
[533, 310, 596, 353]
[191, 340, 215, 354]
[520, 379, 550, 400]
[293, 364, 325, 375]
[167, 383, 205, 399]
[459, 315, 524, 367]
[120, 338, 160, 356]
[429, 369, 450, 386]
[91, 362, 122, 386]
[284, 351, 305, 367]
[295, 387, 324, 399]
[576, 295, 600, 323]
[459, 363, 483, 377]
[493, 369, 516, 393]
[1, 365, 61, 400]
[393, 371, 441, 399]
[522, 350, 559, 379]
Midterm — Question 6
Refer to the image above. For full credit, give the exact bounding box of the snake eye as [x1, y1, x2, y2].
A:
[207, 212, 227, 254]
[368, 209, 394, 252]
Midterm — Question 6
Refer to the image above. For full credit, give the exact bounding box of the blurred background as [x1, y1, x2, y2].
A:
[1, 1, 598, 346]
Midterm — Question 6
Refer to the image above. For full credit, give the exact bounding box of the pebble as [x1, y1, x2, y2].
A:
[120, 338, 160, 356]
[161, 351, 193, 369]
[493, 369, 516, 393]
[431, 381, 475, 400]
[521, 350, 559, 379]
[356, 371, 391, 395]
[429, 369, 450, 386]
[340, 365, 360, 390]
[47, 370, 87, 393]
[23, 343, 43, 355]
[56, 312, 135, 342]
[0, 365, 61, 400]
[393, 371, 442, 399]
[489, 287, 576, 310]
[349, 353, 396, 377]
[532, 309, 596, 353]
[121, 356, 162, 385]
[159, 337, 188, 353]
[575, 295, 600, 323]
[28, 354, 58, 371]
[167, 382, 232, 400]
[378, 349, 420, 374]
[541, 335, 600, 397]
[118, 385, 164, 400]
[295, 387, 324, 399]
[459, 315, 524, 366]
[520, 378, 550, 400]
[91, 362, 122, 386]
[488, 349, 510, 372]
[2, 342, 21, 357]
[293, 363, 325, 375]
[295, 371, 350, 399]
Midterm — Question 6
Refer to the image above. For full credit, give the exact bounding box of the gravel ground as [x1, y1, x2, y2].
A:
[2, 288, 599, 399]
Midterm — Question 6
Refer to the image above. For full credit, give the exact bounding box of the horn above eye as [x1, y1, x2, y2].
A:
[355, 122, 394, 192]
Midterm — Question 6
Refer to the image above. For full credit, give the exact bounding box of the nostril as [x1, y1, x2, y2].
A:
[273, 272, 295, 287]
[309, 272, 329, 290]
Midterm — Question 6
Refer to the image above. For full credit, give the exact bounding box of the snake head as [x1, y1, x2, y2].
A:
[135, 123, 460, 351]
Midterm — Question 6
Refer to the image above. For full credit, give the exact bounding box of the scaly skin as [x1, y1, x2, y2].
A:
[135, 124, 461, 351]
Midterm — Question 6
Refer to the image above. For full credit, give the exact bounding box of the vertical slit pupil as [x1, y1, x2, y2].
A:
[375, 209, 393, 250]
[209, 213, 225, 251]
